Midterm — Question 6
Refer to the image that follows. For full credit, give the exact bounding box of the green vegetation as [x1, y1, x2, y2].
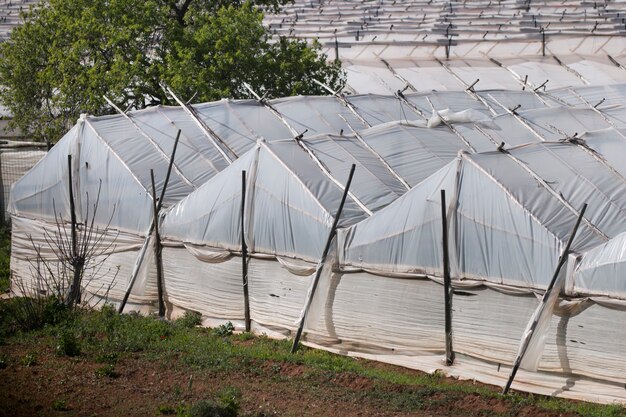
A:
[0, 302, 623, 417]
[0, 0, 344, 142]
[0, 226, 11, 293]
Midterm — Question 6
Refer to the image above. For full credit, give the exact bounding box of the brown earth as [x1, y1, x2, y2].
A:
[0, 338, 594, 417]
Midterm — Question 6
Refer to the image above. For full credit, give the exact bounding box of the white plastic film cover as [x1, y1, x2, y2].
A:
[161, 146, 258, 250]
[193, 100, 293, 153]
[8, 124, 79, 222]
[132, 106, 228, 184]
[574, 232, 626, 299]
[357, 122, 470, 187]
[339, 161, 457, 276]
[162, 141, 367, 262]
[271, 96, 368, 134]
[86, 116, 194, 207]
[301, 135, 407, 213]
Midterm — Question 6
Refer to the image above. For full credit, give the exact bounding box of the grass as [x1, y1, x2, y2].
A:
[1, 303, 623, 417]
[0, 226, 11, 293]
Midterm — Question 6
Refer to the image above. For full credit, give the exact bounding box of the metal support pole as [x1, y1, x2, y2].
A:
[291, 164, 357, 353]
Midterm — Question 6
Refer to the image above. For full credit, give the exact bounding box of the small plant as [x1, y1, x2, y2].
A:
[214, 322, 234, 337]
[21, 353, 37, 367]
[157, 404, 176, 415]
[56, 328, 81, 357]
[95, 352, 118, 364]
[95, 364, 118, 378]
[176, 311, 202, 329]
[52, 399, 70, 411]
[236, 332, 254, 342]
[0, 354, 7, 369]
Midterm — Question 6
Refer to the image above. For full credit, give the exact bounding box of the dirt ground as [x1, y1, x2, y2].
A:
[0, 338, 591, 417]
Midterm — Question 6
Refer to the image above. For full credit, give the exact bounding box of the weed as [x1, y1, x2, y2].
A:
[52, 399, 70, 411]
[1, 296, 69, 335]
[95, 364, 118, 378]
[176, 311, 202, 329]
[214, 322, 234, 337]
[157, 404, 176, 415]
[188, 399, 238, 417]
[56, 328, 81, 357]
[236, 332, 253, 342]
[20, 353, 37, 367]
[95, 352, 118, 364]
[0, 227, 10, 294]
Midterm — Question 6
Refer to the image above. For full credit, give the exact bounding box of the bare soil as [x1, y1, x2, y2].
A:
[0, 337, 588, 417]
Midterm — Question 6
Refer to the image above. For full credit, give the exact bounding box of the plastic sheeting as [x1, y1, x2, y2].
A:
[303, 272, 626, 403]
[574, 233, 626, 300]
[340, 148, 610, 290]
[162, 140, 368, 262]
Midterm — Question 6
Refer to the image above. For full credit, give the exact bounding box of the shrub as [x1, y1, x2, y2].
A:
[56, 328, 81, 357]
[176, 311, 203, 329]
[1, 296, 69, 335]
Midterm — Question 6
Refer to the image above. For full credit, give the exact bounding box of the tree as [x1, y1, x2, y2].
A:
[0, 0, 344, 142]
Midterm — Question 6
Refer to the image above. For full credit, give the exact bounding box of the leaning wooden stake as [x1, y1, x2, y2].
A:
[441, 189, 455, 366]
[150, 169, 166, 317]
[241, 170, 251, 332]
[502, 203, 587, 395]
[118, 130, 181, 314]
[291, 164, 357, 353]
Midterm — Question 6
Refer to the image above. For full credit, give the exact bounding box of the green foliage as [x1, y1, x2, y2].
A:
[55, 328, 81, 357]
[175, 311, 203, 329]
[95, 364, 118, 378]
[214, 321, 234, 337]
[2, 305, 622, 417]
[0, 227, 10, 294]
[0, 0, 343, 142]
[158, 404, 177, 415]
[187, 388, 240, 417]
[20, 352, 37, 367]
[52, 399, 70, 411]
[0, 296, 69, 336]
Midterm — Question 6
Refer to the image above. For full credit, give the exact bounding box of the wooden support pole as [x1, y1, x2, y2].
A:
[118, 130, 181, 314]
[502, 203, 587, 395]
[241, 170, 251, 332]
[441, 190, 455, 366]
[67, 154, 82, 307]
[291, 164, 357, 353]
[150, 169, 166, 317]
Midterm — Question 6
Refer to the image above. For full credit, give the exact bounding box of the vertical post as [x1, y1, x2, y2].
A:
[241, 170, 251, 332]
[150, 169, 165, 317]
[67, 154, 82, 307]
[291, 164, 357, 353]
[334, 37, 339, 62]
[441, 190, 455, 366]
[502, 203, 587, 395]
[542, 31, 546, 57]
